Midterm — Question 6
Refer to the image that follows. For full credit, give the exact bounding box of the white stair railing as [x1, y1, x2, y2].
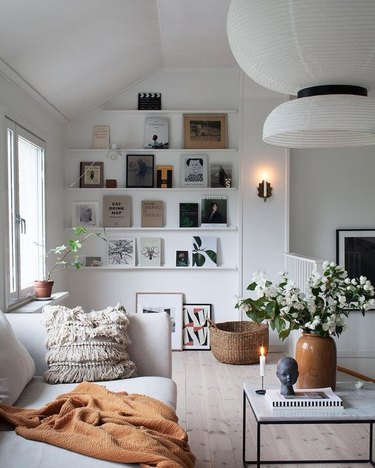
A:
[284, 253, 325, 356]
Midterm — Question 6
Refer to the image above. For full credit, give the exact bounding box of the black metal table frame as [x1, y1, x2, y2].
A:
[243, 390, 375, 467]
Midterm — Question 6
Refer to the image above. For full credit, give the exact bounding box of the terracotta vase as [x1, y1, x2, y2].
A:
[33, 280, 54, 299]
[295, 333, 337, 390]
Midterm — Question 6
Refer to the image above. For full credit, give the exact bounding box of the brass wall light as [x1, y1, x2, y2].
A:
[258, 180, 272, 202]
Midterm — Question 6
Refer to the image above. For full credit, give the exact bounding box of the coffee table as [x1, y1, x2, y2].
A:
[243, 381, 375, 467]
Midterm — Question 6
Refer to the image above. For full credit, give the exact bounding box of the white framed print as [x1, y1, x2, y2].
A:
[183, 304, 211, 350]
[136, 292, 184, 350]
[180, 153, 208, 188]
[107, 238, 136, 267]
[72, 201, 100, 227]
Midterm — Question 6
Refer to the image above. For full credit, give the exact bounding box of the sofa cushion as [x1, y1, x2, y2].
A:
[42, 304, 137, 383]
[0, 312, 35, 405]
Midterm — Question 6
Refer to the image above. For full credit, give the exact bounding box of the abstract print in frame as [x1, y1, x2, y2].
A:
[107, 238, 136, 267]
[183, 304, 211, 350]
[136, 292, 183, 350]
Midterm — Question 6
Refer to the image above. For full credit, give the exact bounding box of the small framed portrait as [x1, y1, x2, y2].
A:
[72, 201, 100, 227]
[126, 154, 154, 188]
[107, 238, 136, 267]
[183, 114, 227, 149]
[183, 304, 212, 350]
[201, 196, 228, 226]
[180, 153, 208, 188]
[85, 256, 102, 267]
[136, 292, 184, 350]
[176, 250, 189, 267]
[79, 162, 104, 188]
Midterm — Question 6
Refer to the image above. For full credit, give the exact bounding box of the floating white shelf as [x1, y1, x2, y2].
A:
[66, 148, 238, 153]
[100, 109, 238, 115]
[65, 226, 238, 232]
[66, 187, 238, 192]
[81, 266, 238, 271]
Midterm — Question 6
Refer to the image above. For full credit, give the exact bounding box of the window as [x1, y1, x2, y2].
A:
[5, 118, 45, 309]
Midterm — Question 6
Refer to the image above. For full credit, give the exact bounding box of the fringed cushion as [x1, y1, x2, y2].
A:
[42, 304, 137, 384]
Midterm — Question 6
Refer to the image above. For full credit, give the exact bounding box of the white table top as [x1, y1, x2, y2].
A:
[243, 381, 375, 422]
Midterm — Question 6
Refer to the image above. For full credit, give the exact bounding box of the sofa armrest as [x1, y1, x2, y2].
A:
[6, 311, 172, 378]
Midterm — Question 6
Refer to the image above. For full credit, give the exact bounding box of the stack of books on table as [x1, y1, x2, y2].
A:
[266, 387, 343, 409]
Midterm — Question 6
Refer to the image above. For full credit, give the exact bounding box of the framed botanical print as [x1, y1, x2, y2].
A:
[126, 154, 154, 188]
[136, 292, 184, 350]
[79, 162, 104, 188]
[183, 114, 227, 149]
[183, 304, 211, 350]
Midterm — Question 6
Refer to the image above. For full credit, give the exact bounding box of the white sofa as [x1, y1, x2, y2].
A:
[0, 311, 177, 468]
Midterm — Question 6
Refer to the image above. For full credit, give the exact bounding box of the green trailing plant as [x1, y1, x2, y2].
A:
[42, 226, 106, 281]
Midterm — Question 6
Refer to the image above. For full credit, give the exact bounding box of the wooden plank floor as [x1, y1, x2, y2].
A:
[172, 351, 372, 468]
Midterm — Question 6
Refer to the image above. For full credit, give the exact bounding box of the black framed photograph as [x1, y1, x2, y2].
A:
[79, 162, 104, 188]
[176, 250, 189, 267]
[182, 304, 211, 350]
[126, 154, 154, 188]
[336, 229, 375, 285]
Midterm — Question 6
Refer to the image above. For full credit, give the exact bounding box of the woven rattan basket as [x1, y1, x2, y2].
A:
[209, 320, 269, 365]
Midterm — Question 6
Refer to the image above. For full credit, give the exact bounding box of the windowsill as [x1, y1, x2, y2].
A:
[10, 291, 69, 313]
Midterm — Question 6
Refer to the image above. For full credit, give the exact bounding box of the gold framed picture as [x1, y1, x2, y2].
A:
[183, 114, 228, 149]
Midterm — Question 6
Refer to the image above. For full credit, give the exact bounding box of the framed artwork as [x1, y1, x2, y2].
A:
[139, 237, 161, 267]
[183, 304, 211, 350]
[180, 153, 208, 188]
[126, 154, 154, 188]
[210, 162, 232, 188]
[72, 201, 100, 227]
[136, 292, 184, 350]
[79, 162, 104, 188]
[107, 238, 136, 267]
[183, 114, 227, 149]
[201, 195, 228, 226]
[336, 229, 375, 285]
[176, 250, 189, 267]
[192, 236, 217, 268]
[85, 256, 102, 267]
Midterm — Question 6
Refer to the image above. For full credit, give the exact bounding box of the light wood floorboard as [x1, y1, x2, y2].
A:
[172, 351, 372, 468]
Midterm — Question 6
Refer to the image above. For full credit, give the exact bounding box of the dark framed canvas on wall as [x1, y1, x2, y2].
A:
[126, 154, 154, 188]
[79, 162, 104, 188]
[336, 228, 375, 285]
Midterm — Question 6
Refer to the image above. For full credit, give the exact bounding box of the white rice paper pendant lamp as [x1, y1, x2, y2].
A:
[227, 0, 375, 148]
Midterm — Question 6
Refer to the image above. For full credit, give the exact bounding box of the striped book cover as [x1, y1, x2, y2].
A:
[266, 387, 343, 408]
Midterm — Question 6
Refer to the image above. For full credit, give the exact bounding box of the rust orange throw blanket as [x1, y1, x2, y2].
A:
[0, 381, 195, 468]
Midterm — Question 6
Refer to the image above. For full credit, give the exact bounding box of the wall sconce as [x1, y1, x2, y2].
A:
[106, 143, 122, 160]
[257, 179, 272, 202]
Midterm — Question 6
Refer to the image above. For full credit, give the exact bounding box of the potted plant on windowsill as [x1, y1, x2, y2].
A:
[33, 226, 105, 298]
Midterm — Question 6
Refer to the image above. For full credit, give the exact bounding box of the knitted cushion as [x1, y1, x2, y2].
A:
[42, 304, 137, 384]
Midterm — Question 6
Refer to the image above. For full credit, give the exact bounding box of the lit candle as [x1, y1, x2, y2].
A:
[259, 346, 266, 377]
[263, 180, 267, 198]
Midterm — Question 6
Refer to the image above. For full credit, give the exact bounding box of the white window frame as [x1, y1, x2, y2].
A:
[5, 117, 46, 310]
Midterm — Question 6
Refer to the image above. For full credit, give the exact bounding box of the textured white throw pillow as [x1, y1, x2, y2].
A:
[42, 304, 137, 384]
[0, 311, 36, 405]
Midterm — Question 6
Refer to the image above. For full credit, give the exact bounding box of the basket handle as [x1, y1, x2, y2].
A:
[207, 318, 218, 329]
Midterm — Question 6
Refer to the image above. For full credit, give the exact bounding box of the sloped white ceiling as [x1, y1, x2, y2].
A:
[0, 0, 235, 121]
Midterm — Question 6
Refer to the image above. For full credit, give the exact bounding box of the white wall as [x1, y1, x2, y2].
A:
[290, 147, 375, 376]
[0, 74, 66, 309]
[64, 69, 289, 352]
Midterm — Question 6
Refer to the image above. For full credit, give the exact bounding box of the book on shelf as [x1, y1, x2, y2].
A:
[179, 203, 199, 228]
[92, 125, 110, 149]
[156, 165, 173, 188]
[144, 117, 169, 149]
[102, 195, 131, 227]
[141, 200, 163, 227]
[192, 236, 217, 267]
[265, 387, 343, 408]
[210, 162, 232, 188]
[201, 195, 227, 227]
[139, 237, 162, 267]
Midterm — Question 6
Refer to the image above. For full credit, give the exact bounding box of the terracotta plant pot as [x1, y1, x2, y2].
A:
[33, 280, 54, 299]
[295, 333, 337, 390]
